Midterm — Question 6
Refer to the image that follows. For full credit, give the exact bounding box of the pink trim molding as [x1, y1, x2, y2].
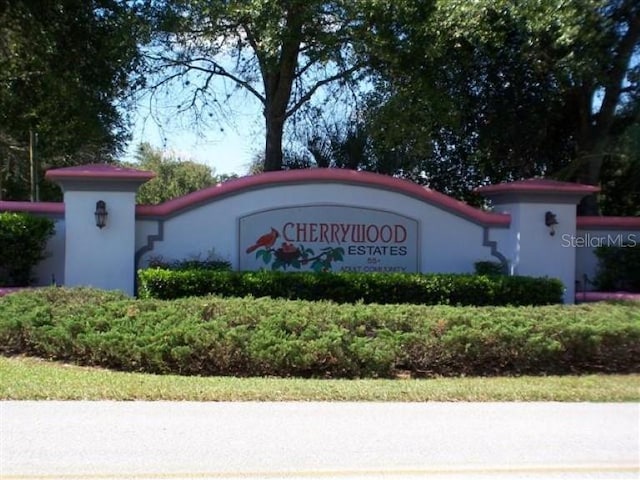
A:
[475, 178, 600, 195]
[0, 201, 64, 215]
[0, 287, 31, 297]
[136, 169, 511, 227]
[575, 291, 640, 302]
[45, 164, 155, 182]
[577, 216, 640, 230]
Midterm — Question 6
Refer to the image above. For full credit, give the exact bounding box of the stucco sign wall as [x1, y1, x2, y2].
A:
[8, 166, 636, 303]
[239, 205, 419, 273]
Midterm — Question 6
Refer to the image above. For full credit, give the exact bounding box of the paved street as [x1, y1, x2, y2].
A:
[1, 402, 638, 479]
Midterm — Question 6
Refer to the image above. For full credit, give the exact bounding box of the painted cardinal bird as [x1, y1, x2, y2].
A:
[246, 227, 279, 253]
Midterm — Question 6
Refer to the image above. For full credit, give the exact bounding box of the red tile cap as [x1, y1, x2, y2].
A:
[475, 178, 600, 195]
[45, 164, 155, 182]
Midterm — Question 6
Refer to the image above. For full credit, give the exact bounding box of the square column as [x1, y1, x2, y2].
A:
[477, 179, 599, 303]
[46, 165, 154, 295]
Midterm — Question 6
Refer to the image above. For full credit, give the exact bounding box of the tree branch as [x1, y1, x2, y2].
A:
[242, 23, 268, 86]
[149, 54, 266, 105]
[296, 58, 317, 78]
[286, 64, 361, 118]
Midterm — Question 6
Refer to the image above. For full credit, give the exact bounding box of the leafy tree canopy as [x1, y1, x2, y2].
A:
[351, 0, 639, 211]
[599, 122, 640, 216]
[142, 0, 386, 172]
[130, 142, 231, 204]
[0, 0, 146, 201]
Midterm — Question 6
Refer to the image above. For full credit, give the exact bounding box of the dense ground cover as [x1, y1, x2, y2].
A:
[1, 288, 638, 379]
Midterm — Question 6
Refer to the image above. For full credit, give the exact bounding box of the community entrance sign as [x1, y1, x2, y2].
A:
[3, 165, 636, 302]
[239, 205, 419, 273]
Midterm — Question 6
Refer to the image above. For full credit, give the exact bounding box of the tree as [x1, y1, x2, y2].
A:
[565, 0, 639, 213]
[0, 0, 145, 201]
[131, 142, 226, 204]
[143, 0, 375, 172]
[359, 0, 639, 213]
[598, 122, 640, 216]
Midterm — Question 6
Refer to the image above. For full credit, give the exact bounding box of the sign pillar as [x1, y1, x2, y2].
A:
[477, 180, 599, 303]
[46, 165, 154, 295]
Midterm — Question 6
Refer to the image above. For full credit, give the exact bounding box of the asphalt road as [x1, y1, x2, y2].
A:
[1, 402, 638, 480]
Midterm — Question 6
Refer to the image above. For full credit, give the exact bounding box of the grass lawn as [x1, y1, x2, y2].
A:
[2, 355, 639, 402]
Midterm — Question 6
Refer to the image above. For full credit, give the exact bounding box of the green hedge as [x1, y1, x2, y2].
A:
[0, 212, 55, 286]
[474, 260, 506, 275]
[594, 244, 640, 292]
[137, 269, 564, 306]
[0, 288, 637, 378]
[147, 254, 232, 272]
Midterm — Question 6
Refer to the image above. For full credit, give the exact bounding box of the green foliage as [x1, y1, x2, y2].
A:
[130, 143, 225, 204]
[599, 123, 640, 216]
[145, 0, 368, 171]
[357, 0, 640, 211]
[0, 213, 54, 286]
[137, 269, 563, 306]
[1, 287, 638, 378]
[0, 1, 146, 201]
[147, 252, 232, 272]
[474, 261, 506, 276]
[594, 244, 640, 292]
[255, 243, 345, 271]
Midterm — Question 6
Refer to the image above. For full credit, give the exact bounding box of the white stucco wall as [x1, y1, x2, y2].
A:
[135, 220, 162, 260]
[136, 183, 505, 274]
[21, 170, 630, 303]
[490, 202, 579, 302]
[64, 191, 138, 294]
[32, 217, 66, 286]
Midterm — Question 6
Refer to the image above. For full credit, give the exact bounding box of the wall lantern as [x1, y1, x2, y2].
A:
[94, 200, 108, 229]
[545, 211, 558, 236]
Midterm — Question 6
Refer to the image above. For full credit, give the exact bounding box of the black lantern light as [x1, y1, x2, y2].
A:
[95, 200, 108, 229]
[545, 211, 558, 236]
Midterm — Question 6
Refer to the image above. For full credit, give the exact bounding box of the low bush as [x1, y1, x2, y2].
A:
[147, 253, 231, 272]
[1, 288, 638, 378]
[594, 244, 640, 292]
[137, 269, 564, 306]
[474, 261, 506, 275]
[0, 213, 55, 286]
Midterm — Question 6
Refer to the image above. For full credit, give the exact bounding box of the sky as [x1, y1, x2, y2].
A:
[119, 41, 366, 177]
[122, 89, 265, 177]
[119, 50, 359, 177]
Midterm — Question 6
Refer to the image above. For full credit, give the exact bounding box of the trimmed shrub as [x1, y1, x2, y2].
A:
[594, 244, 640, 292]
[137, 269, 564, 306]
[474, 261, 506, 275]
[0, 213, 55, 286]
[0, 288, 638, 378]
[147, 252, 231, 271]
